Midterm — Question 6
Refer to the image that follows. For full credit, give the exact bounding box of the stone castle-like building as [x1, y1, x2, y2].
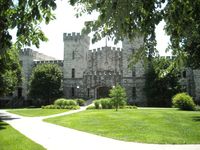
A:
[15, 32, 200, 106]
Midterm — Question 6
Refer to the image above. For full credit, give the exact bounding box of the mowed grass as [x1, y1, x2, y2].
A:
[45, 109, 200, 144]
[0, 120, 45, 150]
[8, 108, 68, 117]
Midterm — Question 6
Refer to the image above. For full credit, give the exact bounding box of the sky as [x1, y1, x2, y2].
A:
[27, 0, 170, 60]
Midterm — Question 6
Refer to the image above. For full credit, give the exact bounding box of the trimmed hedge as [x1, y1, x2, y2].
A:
[41, 98, 80, 110]
[75, 99, 86, 106]
[172, 93, 195, 111]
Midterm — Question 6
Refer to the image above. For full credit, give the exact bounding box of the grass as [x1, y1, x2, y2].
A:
[8, 108, 68, 117]
[0, 120, 45, 150]
[45, 109, 200, 144]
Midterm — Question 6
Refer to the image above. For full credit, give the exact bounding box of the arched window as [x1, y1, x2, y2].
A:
[71, 87, 75, 97]
[72, 68, 75, 78]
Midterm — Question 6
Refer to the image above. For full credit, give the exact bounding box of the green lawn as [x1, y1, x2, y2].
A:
[8, 108, 68, 117]
[0, 120, 45, 150]
[45, 109, 200, 144]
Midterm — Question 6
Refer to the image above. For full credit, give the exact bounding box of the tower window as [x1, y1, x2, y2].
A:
[71, 87, 75, 97]
[87, 88, 90, 97]
[72, 68, 75, 78]
[72, 51, 75, 60]
[183, 71, 186, 78]
[132, 87, 136, 99]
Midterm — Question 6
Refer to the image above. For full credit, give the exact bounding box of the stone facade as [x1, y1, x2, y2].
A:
[14, 32, 200, 106]
[63, 32, 146, 105]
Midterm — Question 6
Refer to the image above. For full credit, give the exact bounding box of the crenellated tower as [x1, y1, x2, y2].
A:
[63, 32, 90, 98]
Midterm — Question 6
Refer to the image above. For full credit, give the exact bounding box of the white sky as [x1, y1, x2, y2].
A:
[27, 0, 170, 60]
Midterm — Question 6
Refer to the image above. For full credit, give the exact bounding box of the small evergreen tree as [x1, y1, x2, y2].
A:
[109, 85, 127, 111]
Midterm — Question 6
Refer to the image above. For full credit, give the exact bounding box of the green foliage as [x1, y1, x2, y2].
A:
[109, 85, 127, 111]
[0, 47, 21, 96]
[123, 105, 138, 109]
[99, 98, 113, 109]
[54, 98, 77, 108]
[94, 100, 101, 109]
[86, 105, 96, 110]
[0, 0, 56, 55]
[195, 105, 200, 111]
[145, 57, 182, 107]
[75, 99, 85, 106]
[172, 93, 196, 111]
[29, 64, 62, 105]
[70, 0, 200, 69]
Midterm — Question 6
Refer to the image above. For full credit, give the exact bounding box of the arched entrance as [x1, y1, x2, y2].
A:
[96, 86, 111, 99]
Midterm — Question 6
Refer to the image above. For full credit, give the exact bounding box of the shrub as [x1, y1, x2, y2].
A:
[54, 98, 77, 108]
[86, 105, 96, 110]
[76, 99, 85, 106]
[42, 105, 58, 109]
[124, 105, 138, 109]
[100, 98, 112, 109]
[195, 105, 200, 111]
[54, 98, 65, 106]
[94, 100, 101, 109]
[172, 93, 196, 110]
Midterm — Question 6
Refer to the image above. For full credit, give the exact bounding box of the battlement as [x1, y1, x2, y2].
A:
[19, 48, 33, 56]
[33, 60, 64, 67]
[89, 46, 122, 53]
[63, 32, 89, 41]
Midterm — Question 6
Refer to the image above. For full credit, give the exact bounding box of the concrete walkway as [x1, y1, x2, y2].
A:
[0, 108, 200, 150]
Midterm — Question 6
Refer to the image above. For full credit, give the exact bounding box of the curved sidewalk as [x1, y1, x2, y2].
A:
[0, 108, 200, 150]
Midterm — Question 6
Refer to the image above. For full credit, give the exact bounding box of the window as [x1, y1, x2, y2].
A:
[132, 87, 136, 99]
[72, 68, 75, 78]
[87, 88, 90, 97]
[72, 51, 75, 60]
[71, 87, 75, 97]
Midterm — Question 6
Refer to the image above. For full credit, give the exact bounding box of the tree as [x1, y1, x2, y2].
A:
[70, 0, 200, 69]
[0, 47, 21, 96]
[29, 63, 62, 105]
[0, 0, 56, 55]
[144, 57, 182, 107]
[109, 84, 127, 111]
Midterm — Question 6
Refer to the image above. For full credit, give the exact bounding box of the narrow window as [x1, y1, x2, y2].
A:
[71, 87, 75, 97]
[132, 87, 136, 99]
[72, 51, 75, 60]
[87, 88, 90, 97]
[72, 68, 75, 78]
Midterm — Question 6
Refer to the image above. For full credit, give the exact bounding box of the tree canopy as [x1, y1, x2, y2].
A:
[109, 84, 127, 111]
[70, 0, 200, 69]
[0, 0, 56, 55]
[0, 47, 21, 96]
[29, 63, 62, 105]
[144, 57, 182, 107]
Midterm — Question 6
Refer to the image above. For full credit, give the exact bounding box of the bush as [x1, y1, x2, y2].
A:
[195, 105, 200, 111]
[86, 105, 96, 110]
[42, 105, 58, 109]
[172, 93, 196, 110]
[123, 105, 137, 109]
[54, 98, 77, 108]
[94, 100, 101, 109]
[100, 98, 113, 109]
[75, 99, 85, 106]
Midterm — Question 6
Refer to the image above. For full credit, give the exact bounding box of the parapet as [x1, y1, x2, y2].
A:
[63, 32, 89, 41]
[19, 48, 33, 56]
[90, 46, 122, 52]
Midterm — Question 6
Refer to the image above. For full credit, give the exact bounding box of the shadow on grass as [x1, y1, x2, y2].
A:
[0, 120, 8, 130]
[192, 116, 200, 122]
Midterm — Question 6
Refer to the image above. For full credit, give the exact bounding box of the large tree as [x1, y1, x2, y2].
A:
[0, 47, 21, 96]
[144, 57, 182, 107]
[29, 64, 62, 105]
[0, 0, 56, 55]
[69, 0, 200, 69]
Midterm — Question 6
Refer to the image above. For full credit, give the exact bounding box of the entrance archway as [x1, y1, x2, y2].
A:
[97, 86, 111, 99]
